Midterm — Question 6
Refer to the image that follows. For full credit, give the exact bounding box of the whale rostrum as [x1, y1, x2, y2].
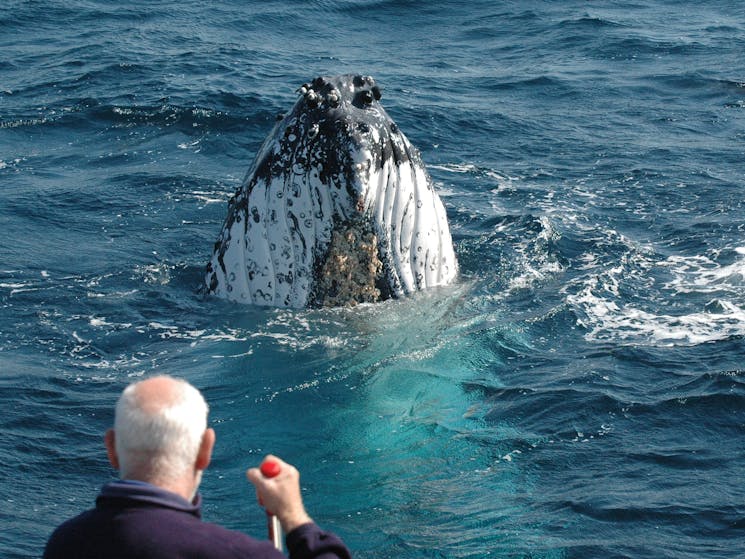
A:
[205, 74, 458, 307]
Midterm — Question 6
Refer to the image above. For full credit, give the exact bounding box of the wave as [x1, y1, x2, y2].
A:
[1, 91, 273, 133]
[430, 154, 745, 351]
[566, 244, 745, 347]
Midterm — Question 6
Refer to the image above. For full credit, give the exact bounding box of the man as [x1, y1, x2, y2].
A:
[44, 375, 352, 559]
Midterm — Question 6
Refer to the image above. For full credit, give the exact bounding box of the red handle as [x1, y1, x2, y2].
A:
[260, 460, 281, 478]
[257, 460, 280, 507]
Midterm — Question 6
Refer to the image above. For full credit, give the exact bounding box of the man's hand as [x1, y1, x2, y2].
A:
[247, 455, 313, 534]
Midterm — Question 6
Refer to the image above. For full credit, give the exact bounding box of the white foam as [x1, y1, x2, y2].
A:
[133, 263, 172, 285]
[504, 216, 565, 293]
[177, 139, 201, 150]
[567, 247, 745, 347]
[664, 251, 745, 294]
[572, 290, 745, 346]
[430, 163, 478, 174]
[184, 190, 225, 204]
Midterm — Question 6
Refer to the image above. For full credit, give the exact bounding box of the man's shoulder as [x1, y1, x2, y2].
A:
[43, 508, 101, 558]
[44, 505, 281, 559]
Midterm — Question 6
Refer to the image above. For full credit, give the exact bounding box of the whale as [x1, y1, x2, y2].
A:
[205, 74, 458, 307]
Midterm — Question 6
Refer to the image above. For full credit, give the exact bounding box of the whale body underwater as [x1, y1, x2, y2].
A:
[205, 74, 458, 307]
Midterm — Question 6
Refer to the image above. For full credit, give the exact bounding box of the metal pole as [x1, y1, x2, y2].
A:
[260, 460, 284, 552]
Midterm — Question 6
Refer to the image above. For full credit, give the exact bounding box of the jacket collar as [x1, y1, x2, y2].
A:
[97, 479, 202, 518]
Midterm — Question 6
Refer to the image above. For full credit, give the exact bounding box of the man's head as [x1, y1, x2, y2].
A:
[104, 376, 215, 499]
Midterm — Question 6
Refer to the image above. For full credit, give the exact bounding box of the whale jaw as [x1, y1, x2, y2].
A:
[205, 75, 458, 308]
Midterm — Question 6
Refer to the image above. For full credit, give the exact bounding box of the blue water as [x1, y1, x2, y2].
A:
[2, 1, 745, 557]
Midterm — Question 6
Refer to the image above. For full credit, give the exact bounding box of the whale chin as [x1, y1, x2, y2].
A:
[205, 74, 458, 308]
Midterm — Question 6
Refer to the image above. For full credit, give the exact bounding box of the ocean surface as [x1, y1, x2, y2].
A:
[2, 1, 744, 557]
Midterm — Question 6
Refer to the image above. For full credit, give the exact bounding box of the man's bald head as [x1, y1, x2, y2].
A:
[111, 376, 210, 484]
[130, 376, 192, 412]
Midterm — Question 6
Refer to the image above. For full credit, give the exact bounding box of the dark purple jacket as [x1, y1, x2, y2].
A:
[43, 480, 352, 559]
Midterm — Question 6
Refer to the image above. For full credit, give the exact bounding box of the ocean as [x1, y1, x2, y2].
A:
[1, 1, 744, 557]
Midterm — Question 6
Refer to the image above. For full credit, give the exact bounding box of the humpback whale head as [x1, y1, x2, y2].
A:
[205, 74, 458, 307]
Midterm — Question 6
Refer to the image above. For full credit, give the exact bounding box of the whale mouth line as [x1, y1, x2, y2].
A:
[205, 74, 458, 308]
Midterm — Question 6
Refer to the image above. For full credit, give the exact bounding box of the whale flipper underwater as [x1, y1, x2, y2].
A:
[205, 74, 458, 307]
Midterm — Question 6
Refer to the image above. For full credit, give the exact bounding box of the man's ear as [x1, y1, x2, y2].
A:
[196, 428, 215, 471]
[104, 429, 120, 469]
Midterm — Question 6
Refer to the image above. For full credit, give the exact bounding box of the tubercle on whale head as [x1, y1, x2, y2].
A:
[296, 74, 383, 113]
[266, 75, 404, 202]
[279, 75, 403, 163]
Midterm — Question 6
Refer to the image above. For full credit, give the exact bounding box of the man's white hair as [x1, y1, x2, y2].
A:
[114, 376, 209, 481]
